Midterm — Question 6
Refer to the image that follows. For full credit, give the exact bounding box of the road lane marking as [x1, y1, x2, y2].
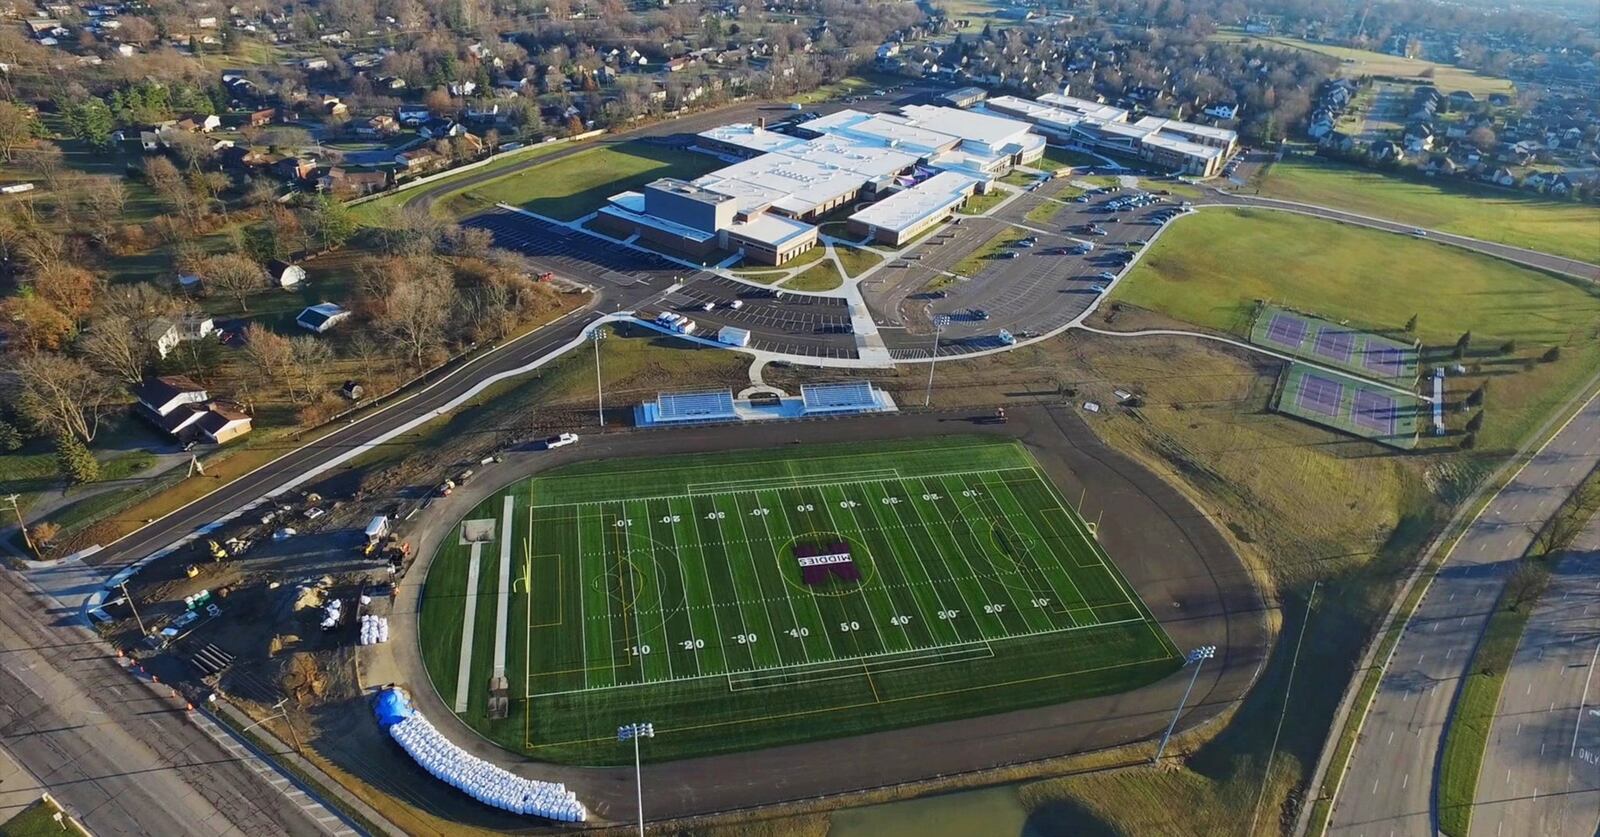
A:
[1573, 640, 1600, 757]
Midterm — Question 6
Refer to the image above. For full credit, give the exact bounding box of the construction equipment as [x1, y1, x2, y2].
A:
[204, 539, 228, 561]
[993, 407, 1008, 424]
[185, 564, 200, 578]
[536, 271, 554, 282]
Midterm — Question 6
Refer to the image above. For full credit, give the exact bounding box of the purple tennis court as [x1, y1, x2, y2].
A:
[1313, 328, 1355, 363]
[1295, 374, 1345, 417]
[1352, 390, 1398, 434]
[1363, 347, 1407, 378]
[1266, 313, 1306, 346]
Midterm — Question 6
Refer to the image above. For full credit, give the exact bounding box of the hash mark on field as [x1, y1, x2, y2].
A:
[527, 466, 1040, 508]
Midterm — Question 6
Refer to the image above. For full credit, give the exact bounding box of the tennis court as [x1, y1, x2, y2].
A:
[1273, 363, 1421, 448]
[1251, 305, 1420, 384]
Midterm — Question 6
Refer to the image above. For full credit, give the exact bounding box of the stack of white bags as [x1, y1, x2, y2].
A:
[320, 599, 343, 630]
[389, 714, 587, 821]
[358, 615, 389, 646]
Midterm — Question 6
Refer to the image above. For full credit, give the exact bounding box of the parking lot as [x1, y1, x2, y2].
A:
[657, 275, 859, 359]
[872, 177, 1192, 358]
[465, 209, 692, 289]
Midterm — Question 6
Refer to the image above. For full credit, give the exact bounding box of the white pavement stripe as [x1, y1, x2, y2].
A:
[454, 541, 484, 712]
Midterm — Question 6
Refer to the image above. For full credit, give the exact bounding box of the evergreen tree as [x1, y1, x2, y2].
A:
[55, 435, 99, 484]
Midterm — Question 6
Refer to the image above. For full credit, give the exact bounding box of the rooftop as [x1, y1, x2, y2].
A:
[696, 122, 804, 155]
[897, 105, 1035, 150]
[847, 171, 982, 234]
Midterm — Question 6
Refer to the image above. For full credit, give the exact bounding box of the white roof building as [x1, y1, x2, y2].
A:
[847, 171, 983, 239]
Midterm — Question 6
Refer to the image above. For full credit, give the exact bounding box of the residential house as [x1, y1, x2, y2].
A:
[1481, 166, 1515, 186]
[148, 314, 217, 359]
[248, 107, 275, 127]
[394, 149, 445, 174]
[273, 157, 317, 182]
[297, 302, 350, 334]
[1371, 140, 1404, 161]
[195, 405, 252, 444]
[396, 104, 431, 126]
[419, 118, 462, 140]
[134, 375, 211, 438]
[301, 56, 330, 71]
[1203, 102, 1239, 120]
[1448, 90, 1477, 108]
[1404, 123, 1434, 153]
[318, 167, 390, 196]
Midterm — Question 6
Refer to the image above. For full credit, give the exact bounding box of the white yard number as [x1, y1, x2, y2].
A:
[839, 621, 860, 632]
[681, 638, 704, 650]
[984, 603, 1006, 614]
[787, 627, 810, 638]
[888, 615, 911, 626]
[733, 633, 758, 645]
[881, 496, 901, 505]
[1031, 597, 1052, 608]
[937, 609, 960, 620]
[705, 511, 725, 520]
[628, 645, 651, 656]
[750, 507, 770, 517]
[921, 492, 942, 501]
[613, 519, 632, 527]
[796, 504, 814, 512]
[659, 514, 681, 524]
[839, 500, 859, 509]
[962, 489, 982, 498]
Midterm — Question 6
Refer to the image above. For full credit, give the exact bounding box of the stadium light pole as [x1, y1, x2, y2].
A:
[617, 722, 654, 836]
[1153, 645, 1215, 765]
[923, 314, 951, 407]
[591, 328, 607, 428]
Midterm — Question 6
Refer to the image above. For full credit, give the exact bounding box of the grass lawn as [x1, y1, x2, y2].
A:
[1024, 199, 1069, 225]
[454, 141, 725, 222]
[783, 261, 844, 292]
[952, 228, 1026, 277]
[1040, 147, 1105, 170]
[1110, 207, 1600, 450]
[0, 797, 86, 836]
[1001, 170, 1039, 187]
[1212, 31, 1515, 97]
[735, 244, 826, 276]
[958, 189, 1011, 216]
[353, 141, 582, 222]
[418, 437, 1179, 763]
[834, 244, 883, 278]
[1255, 157, 1600, 264]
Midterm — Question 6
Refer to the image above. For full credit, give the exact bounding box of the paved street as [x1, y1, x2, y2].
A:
[0, 572, 352, 837]
[1470, 520, 1600, 837]
[1328, 389, 1600, 836]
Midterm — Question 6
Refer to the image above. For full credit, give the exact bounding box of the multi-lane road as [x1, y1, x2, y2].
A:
[1470, 519, 1600, 837]
[1327, 390, 1600, 837]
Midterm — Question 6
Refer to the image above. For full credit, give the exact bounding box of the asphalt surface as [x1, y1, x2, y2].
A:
[657, 274, 859, 358]
[1470, 521, 1600, 837]
[1327, 389, 1600, 837]
[0, 571, 354, 837]
[387, 404, 1268, 822]
[870, 177, 1183, 357]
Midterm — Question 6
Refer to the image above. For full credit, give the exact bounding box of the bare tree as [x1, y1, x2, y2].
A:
[0, 101, 35, 162]
[199, 253, 270, 311]
[242, 323, 295, 388]
[286, 335, 334, 402]
[80, 315, 155, 384]
[82, 176, 128, 247]
[7, 353, 119, 443]
[374, 260, 454, 366]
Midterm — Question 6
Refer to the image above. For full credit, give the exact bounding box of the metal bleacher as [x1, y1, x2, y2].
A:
[654, 389, 738, 423]
[800, 381, 881, 415]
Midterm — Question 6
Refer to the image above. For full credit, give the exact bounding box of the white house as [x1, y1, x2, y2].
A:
[297, 302, 350, 333]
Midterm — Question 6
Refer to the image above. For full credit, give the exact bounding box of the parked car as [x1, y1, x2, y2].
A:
[540, 433, 579, 450]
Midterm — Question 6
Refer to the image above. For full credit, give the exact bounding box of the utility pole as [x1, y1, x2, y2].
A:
[119, 581, 148, 637]
[1154, 645, 1215, 764]
[617, 722, 655, 836]
[2, 494, 34, 557]
[591, 328, 608, 428]
[923, 314, 950, 408]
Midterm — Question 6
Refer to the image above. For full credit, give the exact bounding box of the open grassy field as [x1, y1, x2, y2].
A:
[417, 438, 1178, 764]
[834, 244, 883, 278]
[958, 189, 1012, 216]
[1255, 157, 1600, 264]
[788, 71, 904, 105]
[783, 261, 844, 292]
[1111, 207, 1600, 450]
[0, 797, 86, 837]
[1212, 31, 1515, 97]
[452, 142, 726, 222]
[352, 141, 580, 222]
[954, 227, 1026, 277]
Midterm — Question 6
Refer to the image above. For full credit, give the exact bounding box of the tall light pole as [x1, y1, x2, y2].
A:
[923, 314, 950, 408]
[2, 494, 33, 556]
[617, 722, 654, 836]
[1154, 645, 1215, 765]
[591, 328, 607, 428]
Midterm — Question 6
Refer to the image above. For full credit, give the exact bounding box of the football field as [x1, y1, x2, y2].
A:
[419, 438, 1180, 764]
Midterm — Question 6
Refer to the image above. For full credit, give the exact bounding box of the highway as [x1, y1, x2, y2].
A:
[0, 571, 353, 836]
[1470, 519, 1600, 837]
[1326, 389, 1600, 837]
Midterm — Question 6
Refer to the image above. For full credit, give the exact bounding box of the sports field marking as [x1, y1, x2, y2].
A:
[687, 469, 902, 495]
[454, 540, 484, 712]
[725, 642, 996, 691]
[528, 465, 1037, 508]
[492, 496, 513, 678]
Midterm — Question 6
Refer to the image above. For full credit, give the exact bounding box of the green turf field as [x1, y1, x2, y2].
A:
[419, 438, 1180, 764]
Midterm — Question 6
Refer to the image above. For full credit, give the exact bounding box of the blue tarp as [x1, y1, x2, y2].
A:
[373, 688, 415, 728]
